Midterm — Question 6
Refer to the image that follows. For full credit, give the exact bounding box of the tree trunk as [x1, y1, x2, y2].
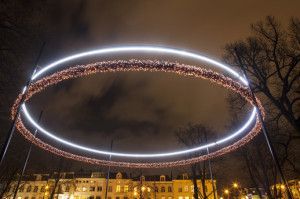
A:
[191, 164, 199, 199]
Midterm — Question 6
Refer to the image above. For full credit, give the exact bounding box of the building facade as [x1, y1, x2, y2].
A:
[4, 172, 217, 199]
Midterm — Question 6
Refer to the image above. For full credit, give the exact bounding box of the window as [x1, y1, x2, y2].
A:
[116, 197, 120, 199]
[19, 186, 24, 192]
[108, 197, 112, 199]
[184, 186, 188, 192]
[155, 186, 158, 192]
[178, 197, 183, 199]
[124, 185, 129, 192]
[190, 185, 194, 193]
[27, 185, 32, 192]
[168, 197, 172, 199]
[160, 175, 166, 181]
[65, 185, 70, 192]
[108, 186, 112, 192]
[182, 174, 188, 180]
[116, 172, 122, 179]
[162, 197, 165, 199]
[96, 197, 101, 199]
[178, 187, 182, 192]
[90, 186, 96, 191]
[124, 197, 128, 199]
[161, 186, 165, 192]
[82, 187, 87, 192]
[97, 186, 102, 192]
[88, 196, 94, 199]
[31, 197, 36, 199]
[116, 185, 121, 192]
[168, 186, 172, 192]
[184, 197, 189, 199]
[40, 186, 45, 192]
[33, 186, 38, 192]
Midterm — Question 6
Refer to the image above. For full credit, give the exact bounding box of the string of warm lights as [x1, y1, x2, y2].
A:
[11, 59, 264, 168]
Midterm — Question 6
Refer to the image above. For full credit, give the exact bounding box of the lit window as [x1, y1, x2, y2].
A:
[185, 197, 189, 199]
[33, 186, 38, 192]
[124, 185, 129, 192]
[116, 185, 121, 192]
[40, 186, 45, 192]
[178, 197, 183, 199]
[82, 187, 87, 192]
[161, 186, 165, 192]
[26, 185, 32, 192]
[19, 186, 24, 192]
[184, 186, 188, 192]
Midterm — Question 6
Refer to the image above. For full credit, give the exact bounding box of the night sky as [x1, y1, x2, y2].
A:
[1, 0, 300, 187]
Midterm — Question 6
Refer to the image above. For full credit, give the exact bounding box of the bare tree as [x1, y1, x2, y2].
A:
[224, 16, 300, 133]
[175, 124, 216, 199]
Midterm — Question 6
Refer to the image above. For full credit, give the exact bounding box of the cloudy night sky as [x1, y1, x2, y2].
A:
[1, 0, 300, 188]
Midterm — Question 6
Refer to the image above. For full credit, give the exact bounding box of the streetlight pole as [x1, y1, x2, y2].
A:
[234, 48, 294, 199]
[206, 148, 216, 199]
[0, 42, 46, 167]
[13, 111, 43, 199]
[104, 140, 113, 199]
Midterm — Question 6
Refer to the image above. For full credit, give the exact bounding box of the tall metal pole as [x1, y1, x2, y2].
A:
[206, 148, 216, 199]
[104, 140, 113, 199]
[0, 42, 46, 167]
[234, 49, 293, 199]
[13, 111, 43, 199]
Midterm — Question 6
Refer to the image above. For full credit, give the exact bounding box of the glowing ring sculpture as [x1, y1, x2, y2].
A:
[12, 46, 264, 168]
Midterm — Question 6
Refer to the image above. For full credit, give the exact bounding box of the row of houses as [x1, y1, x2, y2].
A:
[3, 172, 217, 199]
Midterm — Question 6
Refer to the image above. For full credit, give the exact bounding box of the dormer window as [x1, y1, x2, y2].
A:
[182, 173, 188, 180]
[160, 175, 166, 181]
[116, 172, 122, 179]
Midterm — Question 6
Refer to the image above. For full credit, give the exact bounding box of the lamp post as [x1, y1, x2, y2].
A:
[232, 182, 239, 198]
[104, 140, 113, 199]
[224, 189, 230, 199]
[0, 42, 45, 167]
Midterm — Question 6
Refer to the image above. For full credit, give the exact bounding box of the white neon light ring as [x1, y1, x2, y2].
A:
[11, 46, 265, 168]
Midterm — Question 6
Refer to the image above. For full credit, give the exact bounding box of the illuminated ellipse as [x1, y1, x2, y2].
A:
[11, 46, 265, 168]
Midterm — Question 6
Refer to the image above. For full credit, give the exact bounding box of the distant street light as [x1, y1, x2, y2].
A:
[224, 189, 230, 199]
[233, 182, 238, 188]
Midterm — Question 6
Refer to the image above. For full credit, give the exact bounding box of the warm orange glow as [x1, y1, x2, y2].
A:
[233, 182, 238, 188]
[224, 189, 229, 194]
